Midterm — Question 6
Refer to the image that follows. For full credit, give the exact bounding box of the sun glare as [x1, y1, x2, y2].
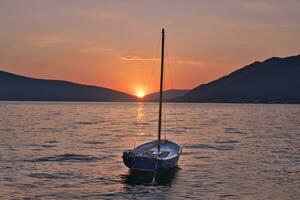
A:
[136, 90, 145, 98]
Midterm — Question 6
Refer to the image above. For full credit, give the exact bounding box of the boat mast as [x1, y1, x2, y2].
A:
[158, 28, 164, 142]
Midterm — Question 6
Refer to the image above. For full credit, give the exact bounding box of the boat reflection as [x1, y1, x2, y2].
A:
[121, 168, 179, 186]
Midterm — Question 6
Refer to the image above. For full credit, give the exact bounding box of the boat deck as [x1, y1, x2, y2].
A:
[132, 140, 180, 159]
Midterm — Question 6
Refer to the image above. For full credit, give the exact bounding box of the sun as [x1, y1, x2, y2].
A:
[136, 90, 145, 98]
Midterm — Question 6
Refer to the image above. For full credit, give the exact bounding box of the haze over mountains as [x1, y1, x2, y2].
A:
[143, 89, 189, 102]
[1, 54, 300, 103]
[178, 55, 300, 103]
[0, 71, 137, 102]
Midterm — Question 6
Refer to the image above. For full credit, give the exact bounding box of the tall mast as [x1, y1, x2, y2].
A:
[158, 28, 164, 142]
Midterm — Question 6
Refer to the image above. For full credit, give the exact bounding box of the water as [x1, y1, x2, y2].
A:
[0, 102, 299, 199]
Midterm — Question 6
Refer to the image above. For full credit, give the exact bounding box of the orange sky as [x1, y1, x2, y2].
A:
[1, 0, 300, 96]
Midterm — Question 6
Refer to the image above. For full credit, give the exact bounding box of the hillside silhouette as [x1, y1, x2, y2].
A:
[178, 55, 300, 103]
[0, 71, 137, 102]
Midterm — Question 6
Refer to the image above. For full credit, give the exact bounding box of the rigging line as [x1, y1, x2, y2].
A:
[163, 37, 169, 140]
[152, 32, 163, 185]
[145, 35, 161, 96]
[165, 37, 174, 92]
[165, 37, 179, 131]
[163, 39, 169, 140]
[142, 33, 160, 142]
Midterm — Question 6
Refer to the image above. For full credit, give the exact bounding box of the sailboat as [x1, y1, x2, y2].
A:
[122, 29, 182, 171]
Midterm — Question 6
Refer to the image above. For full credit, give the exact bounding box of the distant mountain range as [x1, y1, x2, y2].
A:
[143, 89, 189, 102]
[177, 55, 300, 103]
[0, 71, 137, 102]
[1, 54, 300, 103]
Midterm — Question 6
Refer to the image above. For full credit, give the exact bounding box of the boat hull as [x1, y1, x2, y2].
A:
[122, 140, 181, 171]
[122, 152, 180, 171]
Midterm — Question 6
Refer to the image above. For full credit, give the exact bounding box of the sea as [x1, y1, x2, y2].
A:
[0, 102, 299, 199]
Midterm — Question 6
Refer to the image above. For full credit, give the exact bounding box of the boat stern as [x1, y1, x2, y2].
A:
[122, 150, 133, 169]
[122, 151, 158, 171]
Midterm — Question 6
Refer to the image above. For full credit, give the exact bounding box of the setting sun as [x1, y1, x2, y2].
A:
[136, 90, 145, 98]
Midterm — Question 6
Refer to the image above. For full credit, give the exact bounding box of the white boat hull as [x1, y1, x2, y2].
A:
[123, 140, 182, 171]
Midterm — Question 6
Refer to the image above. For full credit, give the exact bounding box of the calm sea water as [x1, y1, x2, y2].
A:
[0, 102, 299, 199]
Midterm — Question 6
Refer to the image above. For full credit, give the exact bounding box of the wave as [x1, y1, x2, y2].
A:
[224, 127, 247, 135]
[75, 120, 107, 125]
[45, 140, 58, 144]
[26, 144, 57, 148]
[214, 140, 239, 144]
[84, 140, 105, 145]
[28, 172, 81, 179]
[184, 143, 236, 151]
[184, 144, 215, 149]
[38, 144, 57, 148]
[75, 121, 97, 125]
[27, 154, 105, 162]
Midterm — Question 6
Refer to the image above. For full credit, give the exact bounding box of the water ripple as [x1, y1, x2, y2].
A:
[224, 127, 247, 135]
[1, 102, 299, 199]
[28, 172, 82, 179]
[27, 154, 106, 162]
[184, 143, 237, 151]
[83, 140, 105, 145]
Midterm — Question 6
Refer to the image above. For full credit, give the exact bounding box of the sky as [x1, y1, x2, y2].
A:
[1, 0, 300, 96]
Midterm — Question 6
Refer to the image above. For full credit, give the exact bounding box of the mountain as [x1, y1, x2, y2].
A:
[178, 55, 300, 103]
[0, 71, 137, 102]
[143, 89, 189, 102]
[2, 54, 300, 103]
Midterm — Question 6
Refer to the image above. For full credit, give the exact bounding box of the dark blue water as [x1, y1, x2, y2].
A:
[0, 102, 299, 199]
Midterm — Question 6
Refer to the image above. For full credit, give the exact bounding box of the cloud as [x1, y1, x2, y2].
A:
[120, 55, 157, 61]
[176, 59, 203, 65]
